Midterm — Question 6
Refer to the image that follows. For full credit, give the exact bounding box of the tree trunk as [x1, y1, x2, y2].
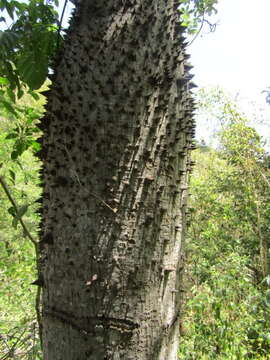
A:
[39, 0, 195, 359]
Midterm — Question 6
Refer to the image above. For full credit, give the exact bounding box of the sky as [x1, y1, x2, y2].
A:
[189, 0, 270, 143]
[190, 0, 270, 98]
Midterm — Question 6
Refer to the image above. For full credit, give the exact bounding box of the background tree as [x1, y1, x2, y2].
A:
[179, 88, 270, 359]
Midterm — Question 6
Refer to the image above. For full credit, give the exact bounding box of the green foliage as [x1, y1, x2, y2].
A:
[179, 89, 270, 359]
[5, 107, 41, 160]
[0, 77, 46, 159]
[179, 0, 218, 34]
[0, 92, 42, 358]
[0, 0, 61, 98]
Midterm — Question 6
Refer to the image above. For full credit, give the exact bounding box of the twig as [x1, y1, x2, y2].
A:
[0, 328, 27, 360]
[187, 15, 217, 47]
[57, 0, 69, 50]
[187, 14, 205, 47]
[0, 175, 37, 247]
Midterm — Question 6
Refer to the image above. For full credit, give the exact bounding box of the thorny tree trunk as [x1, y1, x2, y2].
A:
[38, 0, 195, 359]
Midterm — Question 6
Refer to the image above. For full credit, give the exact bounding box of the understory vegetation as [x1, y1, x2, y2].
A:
[0, 92, 43, 359]
[179, 89, 270, 359]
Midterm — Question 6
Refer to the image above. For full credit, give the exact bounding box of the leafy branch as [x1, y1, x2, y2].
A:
[0, 0, 65, 95]
[179, 0, 218, 35]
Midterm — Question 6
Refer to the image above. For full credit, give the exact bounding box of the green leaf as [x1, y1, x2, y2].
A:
[9, 169, 16, 184]
[13, 140, 28, 157]
[12, 217, 18, 229]
[8, 206, 16, 217]
[17, 53, 48, 90]
[1, 100, 17, 116]
[5, 2, 15, 20]
[0, 30, 19, 50]
[7, 88, 16, 103]
[28, 90, 39, 101]
[17, 88, 24, 99]
[8, 203, 28, 228]
[11, 150, 19, 160]
[16, 204, 28, 219]
[0, 76, 9, 85]
[5, 132, 18, 140]
[30, 140, 41, 151]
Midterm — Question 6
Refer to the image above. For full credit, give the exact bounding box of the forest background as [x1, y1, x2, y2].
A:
[1, 0, 270, 359]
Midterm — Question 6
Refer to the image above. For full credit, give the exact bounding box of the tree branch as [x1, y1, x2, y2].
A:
[0, 175, 37, 246]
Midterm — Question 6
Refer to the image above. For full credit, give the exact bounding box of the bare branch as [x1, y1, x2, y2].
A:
[0, 175, 37, 247]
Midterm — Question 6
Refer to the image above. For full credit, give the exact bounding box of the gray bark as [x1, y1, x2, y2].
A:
[38, 0, 195, 359]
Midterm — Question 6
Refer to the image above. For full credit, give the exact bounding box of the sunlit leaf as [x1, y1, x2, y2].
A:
[1, 100, 17, 116]
[9, 169, 16, 185]
[0, 77, 9, 85]
[16, 204, 28, 219]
